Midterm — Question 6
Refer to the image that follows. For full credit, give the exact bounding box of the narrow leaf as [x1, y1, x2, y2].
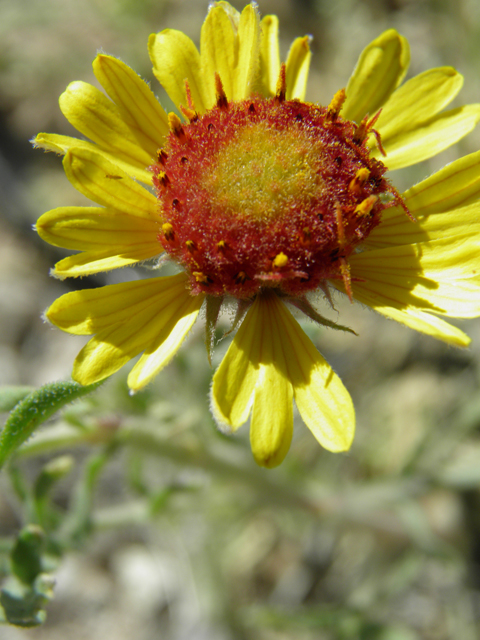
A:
[0, 380, 103, 470]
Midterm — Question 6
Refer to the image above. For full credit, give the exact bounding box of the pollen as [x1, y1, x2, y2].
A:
[273, 252, 289, 269]
[152, 90, 407, 298]
[349, 167, 370, 193]
[193, 271, 211, 284]
[355, 195, 378, 216]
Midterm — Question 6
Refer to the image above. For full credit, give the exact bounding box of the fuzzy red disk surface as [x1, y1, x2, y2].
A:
[152, 97, 395, 298]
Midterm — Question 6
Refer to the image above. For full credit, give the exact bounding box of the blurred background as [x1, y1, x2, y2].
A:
[2, 0, 480, 638]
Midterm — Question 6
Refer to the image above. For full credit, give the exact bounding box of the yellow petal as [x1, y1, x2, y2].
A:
[36, 206, 159, 250]
[375, 67, 463, 142]
[128, 291, 203, 390]
[250, 362, 293, 468]
[343, 29, 410, 123]
[212, 293, 294, 465]
[52, 249, 159, 278]
[59, 81, 154, 170]
[375, 104, 480, 170]
[47, 273, 189, 335]
[285, 36, 312, 101]
[347, 236, 480, 327]
[259, 15, 280, 97]
[63, 147, 157, 215]
[93, 54, 169, 154]
[366, 202, 480, 249]
[268, 295, 355, 452]
[149, 29, 208, 112]
[403, 149, 480, 215]
[200, 3, 260, 102]
[34, 133, 153, 184]
[344, 288, 471, 348]
[234, 3, 261, 100]
[37, 205, 161, 277]
[71, 277, 199, 385]
[200, 4, 237, 103]
[211, 299, 263, 431]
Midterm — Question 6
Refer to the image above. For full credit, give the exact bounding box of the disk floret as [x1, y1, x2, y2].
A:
[152, 79, 405, 299]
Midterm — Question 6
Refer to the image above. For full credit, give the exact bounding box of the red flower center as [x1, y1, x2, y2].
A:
[152, 89, 403, 299]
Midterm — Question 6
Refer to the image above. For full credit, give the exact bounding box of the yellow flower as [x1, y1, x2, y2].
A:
[34, 2, 480, 468]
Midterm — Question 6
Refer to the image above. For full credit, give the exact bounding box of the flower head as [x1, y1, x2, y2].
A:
[35, 2, 480, 467]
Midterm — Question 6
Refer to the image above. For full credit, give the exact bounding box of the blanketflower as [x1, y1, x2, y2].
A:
[35, 2, 480, 468]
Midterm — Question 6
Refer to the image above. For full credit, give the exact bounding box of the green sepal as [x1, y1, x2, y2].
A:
[204, 295, 224, 366]
[10, 525, 45, 586]
[287, 297, 358, 335]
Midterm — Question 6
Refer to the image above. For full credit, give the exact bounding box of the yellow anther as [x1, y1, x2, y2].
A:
[193, 271, 210, 284]
[273, 252, 289, 269]
[348, 167, 370, 194]
[162, 222, 174, 241]
[354, 195, 378, 216]
[186, 239, 198, 252]
[217, 240, 227, 252]
[327, 88, 346, 120]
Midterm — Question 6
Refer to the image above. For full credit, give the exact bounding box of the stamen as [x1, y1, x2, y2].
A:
[273, 252, 289, 269]
[235, 271, 248, 284]
[180, 80, 198, 121]
[327, 88, 346, 121]
[302, 227, 311, 244]
[162, 223, 175, 241]
[193, 271, 211, 284]
[158, 172, 170, 187]
[215, 73, 228, 109]
[275, 64, 287, 103]
[353, 111, 386, 155]
[157, 149, 169, 166]
[217, 240, 227, 253]
[168, 112, 187, 143]
[180, 104, 198, 122]
[339, 257, 353, 303]
[184, 79, 196, 111]
[354, 195, 377, 216]
[186, 240, 197, 253]
[335, 202, 346, 247]
[349, 167, 370, 193]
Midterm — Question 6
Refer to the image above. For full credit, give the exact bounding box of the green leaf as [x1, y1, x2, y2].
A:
[0, 380, 103, 470]
[0, 387, 34, 413]
[0, 573, 55, 627]
[10, 525, 45, 585]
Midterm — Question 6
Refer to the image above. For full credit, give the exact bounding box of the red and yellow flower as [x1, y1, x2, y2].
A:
[35, 2, 480, 467]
